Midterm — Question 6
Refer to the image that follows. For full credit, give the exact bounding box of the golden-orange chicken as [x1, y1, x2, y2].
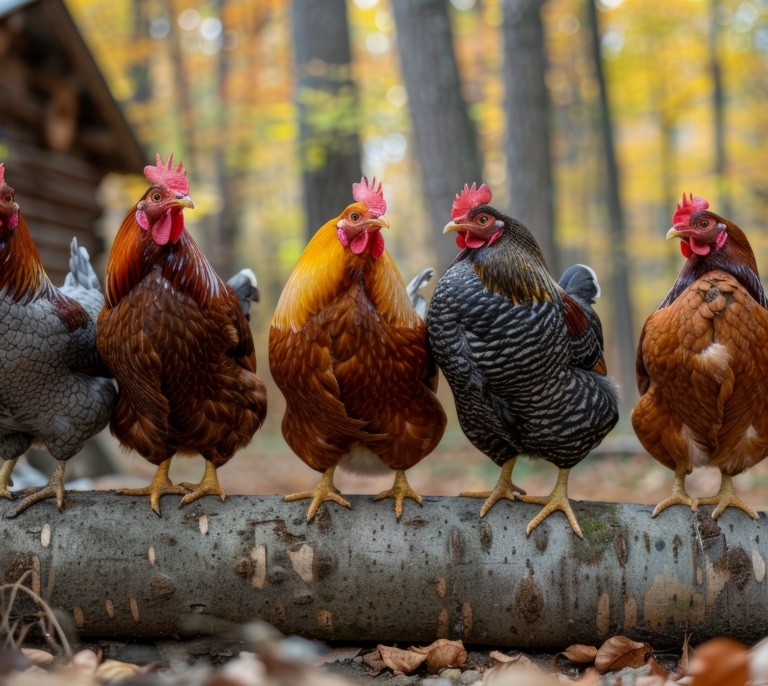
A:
[97, 154, 267, 514]
[632, 194, 768, 519]
[269, 178, 446, 521]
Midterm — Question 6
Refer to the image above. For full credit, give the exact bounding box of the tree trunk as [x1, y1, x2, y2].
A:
[390, 0, 484, 272]
[502, 0, 559, 276]
[586, 0, 637, 418]
[709, 0, 731, 218]
[291, 0, 362, 243]
[2, 493, 767, 648]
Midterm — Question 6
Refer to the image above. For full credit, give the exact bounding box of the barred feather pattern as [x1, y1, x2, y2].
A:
[427, 258, 618, 469]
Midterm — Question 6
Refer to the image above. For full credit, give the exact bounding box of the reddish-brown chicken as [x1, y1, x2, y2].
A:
[268, 178, 446, 521]
[632, 194, 768, 519]
[97, 154, 267, 514]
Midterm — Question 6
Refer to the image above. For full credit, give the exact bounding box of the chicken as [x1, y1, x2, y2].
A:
[268, 177, 446, 521]
[96, 153, 267, 515]
[632, 194, 768, 520]
[426, 183, 619, 537]
[0, 163, 116, 515]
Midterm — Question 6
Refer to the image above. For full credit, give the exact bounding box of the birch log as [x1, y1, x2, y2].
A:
[1, 493, 766, 648]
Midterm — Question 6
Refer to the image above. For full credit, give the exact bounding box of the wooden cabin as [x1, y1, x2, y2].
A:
[0, 0, 145, 283]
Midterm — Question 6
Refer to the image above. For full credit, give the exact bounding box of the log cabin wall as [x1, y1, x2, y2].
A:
[0, 0, 145, 284]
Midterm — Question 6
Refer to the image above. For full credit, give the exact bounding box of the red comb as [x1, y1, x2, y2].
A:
[0, 163, 6, 188]
[673, 193, 709, 226]
[452, 182, 492, 220]
[144, 153, 189, 195]
[352, 177, 386, 217]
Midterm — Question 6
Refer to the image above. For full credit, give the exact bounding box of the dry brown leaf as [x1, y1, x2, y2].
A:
[553, 644, 598, 672]
[361, 648, 386, 675]
[687, 637, 749, 686]
[594, 636, 652, 673]
[647, 656, 669, 679]
[94, 659, 144, 682]
[376, 644, 426, 675]
[489, 650, 538, 665]
[409, 638, 467, 674]
[672, 634, 692, 680]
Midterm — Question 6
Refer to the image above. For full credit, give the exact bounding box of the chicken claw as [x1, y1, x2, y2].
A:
[519, 467, 583, 538]
[120, 458, 190, 515]
[373, 469, 422, 520]
[178, 460, 226, 507]
[9, 461, 67, 517]
[698, 474, 757, 520]
[460, 458, 526, 517]
[0, 457, 18, 499]
[652, 472, 698, 518]
[285, 466, 351, 522]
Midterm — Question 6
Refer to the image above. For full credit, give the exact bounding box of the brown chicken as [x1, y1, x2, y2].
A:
[268, 178, 446, 521]
[97, 154, 267, 514]
[632, 194, 768, 519]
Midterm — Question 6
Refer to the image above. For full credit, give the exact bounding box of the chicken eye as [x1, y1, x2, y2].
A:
[349, 212, 361, 221]
[698, 219, 710, 228]
[477, 215, 490, 225]
[151, 192, 163, 202]
[3, 194, 11, 203]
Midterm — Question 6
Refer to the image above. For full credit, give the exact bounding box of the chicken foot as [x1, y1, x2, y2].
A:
[460, 458, 526, 517]
[120, 458, 190, 516]
[178, 460, 226, 507]
[0, 457, 18, 499]
[285, 465, 351, 522]
[697, 473, 757, 520]
[9, 461, 68, 517]
[652, 471, 698, 518]
[519, 467, 583, 539]
[373, 469, 422, 520]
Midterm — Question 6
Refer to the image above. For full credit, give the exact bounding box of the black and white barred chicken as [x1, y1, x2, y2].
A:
[426, 183, 619, 537]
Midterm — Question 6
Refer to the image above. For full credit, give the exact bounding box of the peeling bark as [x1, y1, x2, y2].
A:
[1, 494, 767, 648]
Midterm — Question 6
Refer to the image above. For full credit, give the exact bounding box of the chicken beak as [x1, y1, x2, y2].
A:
[174, 195, 195, 210]
[443, 220, 464, 234]
[666, 227, 684, 240]
[370, 216, 389, 230]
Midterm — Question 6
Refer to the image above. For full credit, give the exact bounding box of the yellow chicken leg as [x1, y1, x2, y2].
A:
[460, 458, 526, 517]
[120, 458, 189, 515]
[698, 474, 757, 520]
[11, 461, 68, 516]
[178, 460, 226, 507]
[285, 465, 351, 522]
[0, 457, 19, 499]
[652, 471, 698, 518]
[519, 467, 583, 538]
[373, 469, 422, 520]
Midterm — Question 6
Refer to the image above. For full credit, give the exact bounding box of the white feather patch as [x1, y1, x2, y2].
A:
[338, 443, 389, 476]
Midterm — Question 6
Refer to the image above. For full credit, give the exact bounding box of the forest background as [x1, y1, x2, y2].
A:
[38, 0, 768, 509]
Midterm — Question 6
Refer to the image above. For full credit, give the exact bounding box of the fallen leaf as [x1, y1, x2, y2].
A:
[95, 659, 144, 682]
[594, 636, 652, 673]
[687, 637, 749, 686]
[409, 639, 467, 674]
[489, 650, 537, 665]
[377, 644, 426, 675]
[361, 648, 386, 675]
[672, 634, 692, 680]
[553, 644, 598, 672]
[647, 657, 669, 679]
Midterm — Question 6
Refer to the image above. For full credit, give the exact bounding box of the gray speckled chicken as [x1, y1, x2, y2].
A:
[0, 163, 116, 515]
